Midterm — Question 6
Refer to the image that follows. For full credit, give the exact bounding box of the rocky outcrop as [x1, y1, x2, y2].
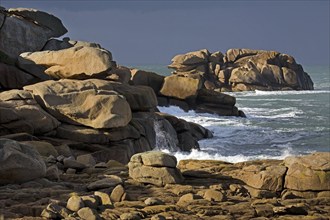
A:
[0, 7, 67, 60]
[168, 48, 314, 92]
[128, 151, 184, 186]
[130, 69, 164, 94]
[24, 79, 132, 129]
[178, 152, 330, 199]
[0, 138, 46, 184]
[18, 45, 115, 79]
[157, 112, 213, 151]
[0, 90, 60, 136]
[131, 70, 243, 116]
[160, 75, 202, 100]
[0, 152, 328, 219]
[284, 152, 330, 193]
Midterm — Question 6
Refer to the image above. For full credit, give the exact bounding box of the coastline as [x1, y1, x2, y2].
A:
[1, 152, 329, 219]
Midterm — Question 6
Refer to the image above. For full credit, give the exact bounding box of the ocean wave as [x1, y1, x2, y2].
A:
[239, 107, 303, 119]
[160, 148, 296, 163]
[236, 98, 303, 102]
[226, 90, 330, 97]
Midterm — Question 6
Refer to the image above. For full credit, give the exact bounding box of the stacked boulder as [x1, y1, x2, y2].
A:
[0, 6, 215, 171]
[129, 67, 243, 116]
[0, 7, 67, 89]
[128, 151, 184, 186]
[167, 48, 314, 92]
[0, 7, 67, 60]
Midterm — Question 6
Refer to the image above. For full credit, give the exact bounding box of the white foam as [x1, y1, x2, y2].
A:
[238, 106, 303, 119]
[161, 148, 295, 163]
[226, 90, 330, 97]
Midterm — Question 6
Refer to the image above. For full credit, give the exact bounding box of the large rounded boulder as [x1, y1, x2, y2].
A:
[18, 46, 115, 79]
[23, 79, 132, 129]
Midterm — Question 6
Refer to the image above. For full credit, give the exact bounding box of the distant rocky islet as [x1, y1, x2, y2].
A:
[0, 6, 328, 220]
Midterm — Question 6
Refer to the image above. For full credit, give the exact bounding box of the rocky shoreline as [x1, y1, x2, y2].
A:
[0, 150, 329, 219]
[0, 6, 328, 220]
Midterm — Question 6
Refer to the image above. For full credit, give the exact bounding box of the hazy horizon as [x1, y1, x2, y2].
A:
[1, 0, 329, 66]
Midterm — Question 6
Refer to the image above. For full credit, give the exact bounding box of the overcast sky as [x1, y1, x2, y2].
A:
[1, 0, 329, 66]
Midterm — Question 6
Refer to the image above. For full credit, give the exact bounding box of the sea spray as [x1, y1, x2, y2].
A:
[154, 119, 179, 151]
[155, 67, 329, 162]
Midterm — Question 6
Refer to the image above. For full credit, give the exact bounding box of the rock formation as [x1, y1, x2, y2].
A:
[0, 151, 328, 219]
[0, 5, 215, 161]
[0, 7, 67, 60]
[128, 151, 184, 186]
[18, 45, 115, 79]
[130, 69, 244, 117]
[168, 48, 314, 92]
[0, 6, 327, 220]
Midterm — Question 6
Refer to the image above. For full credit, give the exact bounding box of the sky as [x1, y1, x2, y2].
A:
[1, 0, 329, 66]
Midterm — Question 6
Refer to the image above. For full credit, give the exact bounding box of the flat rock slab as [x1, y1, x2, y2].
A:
[284, 152, 330, 191]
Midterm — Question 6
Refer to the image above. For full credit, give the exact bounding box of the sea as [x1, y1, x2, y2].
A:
[131, 65, 330, 163]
